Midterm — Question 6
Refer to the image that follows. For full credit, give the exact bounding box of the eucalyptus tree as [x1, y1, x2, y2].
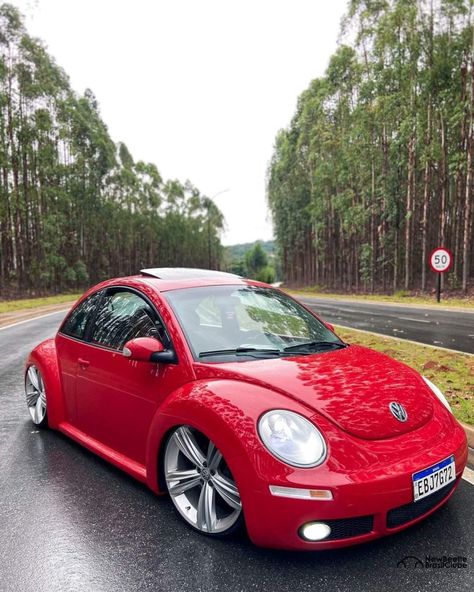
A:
[268, 0, 473, 292]
[0, 3, 225, 295]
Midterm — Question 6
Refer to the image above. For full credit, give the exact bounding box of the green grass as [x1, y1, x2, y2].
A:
[335, 325, 474, 426]
[0, 293, 80, 314]
[289, 287, 474, 309]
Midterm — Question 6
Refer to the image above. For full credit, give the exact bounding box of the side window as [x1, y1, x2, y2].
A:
[90, 290, 166, 351]
[61, 291, 101, 340]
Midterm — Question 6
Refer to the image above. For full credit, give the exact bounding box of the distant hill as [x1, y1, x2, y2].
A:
[226, 240, 275, 260]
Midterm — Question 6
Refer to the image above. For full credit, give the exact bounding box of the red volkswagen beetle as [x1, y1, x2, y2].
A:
[25, 268, 467, 550]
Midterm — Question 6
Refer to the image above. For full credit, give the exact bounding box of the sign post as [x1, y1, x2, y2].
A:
[429, 247, 453, 303]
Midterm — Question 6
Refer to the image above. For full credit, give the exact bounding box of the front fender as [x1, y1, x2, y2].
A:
[26, 338, 63, 429]
[145, 379, 317, 495]
[146, 379, 336, 546]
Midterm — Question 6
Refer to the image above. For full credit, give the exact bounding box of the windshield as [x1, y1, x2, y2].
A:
[165, 285, 344, 362]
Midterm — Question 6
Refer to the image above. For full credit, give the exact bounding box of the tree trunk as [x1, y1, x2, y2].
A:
[404, 135, 415, 290]
[462, 24, 474, 292]
[421, 101, 432, 292]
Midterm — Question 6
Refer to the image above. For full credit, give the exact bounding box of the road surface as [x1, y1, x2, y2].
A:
[297, 296, 474, 354]
[0, 311, 473, 592]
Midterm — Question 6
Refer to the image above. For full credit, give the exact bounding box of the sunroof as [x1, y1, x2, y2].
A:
[140, 268, 241, 280]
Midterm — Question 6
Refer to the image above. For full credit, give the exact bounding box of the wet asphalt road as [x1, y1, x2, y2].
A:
[298, 297, 474, 354]
[0, 311, 473, 592]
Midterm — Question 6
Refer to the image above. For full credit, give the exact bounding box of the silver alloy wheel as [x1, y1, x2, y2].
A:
[164, 426, 242, 534]
[25, 365, 47, 425]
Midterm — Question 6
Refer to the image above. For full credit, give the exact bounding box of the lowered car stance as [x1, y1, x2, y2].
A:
[25, 268, 467, 550]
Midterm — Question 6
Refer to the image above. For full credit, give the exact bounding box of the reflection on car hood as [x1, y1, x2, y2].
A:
[194, 345, 434, 440]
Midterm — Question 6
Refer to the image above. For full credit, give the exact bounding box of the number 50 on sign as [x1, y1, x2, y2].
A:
[429, 248, 453, 273]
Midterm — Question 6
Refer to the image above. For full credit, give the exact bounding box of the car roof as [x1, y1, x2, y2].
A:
[68, 272, 270, 319]
[140, 268, 241, 281]
[138, 267, 252, 292]
[84, 268, 267, 294]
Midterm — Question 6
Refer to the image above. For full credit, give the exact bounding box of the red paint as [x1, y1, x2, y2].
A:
[123, 336, 165, 361]
[193, 346, 435, 440]
[26, 274, 468, 550]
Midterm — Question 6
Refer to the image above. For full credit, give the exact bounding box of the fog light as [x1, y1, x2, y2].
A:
[300, 522, 331, 541]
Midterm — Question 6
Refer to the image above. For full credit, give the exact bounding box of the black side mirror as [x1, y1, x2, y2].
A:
[150, 349, 178, 364]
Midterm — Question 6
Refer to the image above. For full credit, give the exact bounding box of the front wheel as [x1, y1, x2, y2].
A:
[25, 365, 48, 428]
[164, 426, 243, 536]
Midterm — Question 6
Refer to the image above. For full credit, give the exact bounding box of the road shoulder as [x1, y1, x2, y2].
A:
[461, 422, 474, 471]
[0, 302, 74, 329]
[291, 292, 474, 314]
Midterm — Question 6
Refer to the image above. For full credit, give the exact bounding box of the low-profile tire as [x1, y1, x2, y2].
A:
[164, 426, 243, 537]
[25, 365, 48, 428]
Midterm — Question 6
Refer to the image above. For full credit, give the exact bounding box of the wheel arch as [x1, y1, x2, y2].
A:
[26, 338, 63, 428]
[146, 381, 260, 496]
[155, 425, 176, 493]
[145, 379, 307, 497]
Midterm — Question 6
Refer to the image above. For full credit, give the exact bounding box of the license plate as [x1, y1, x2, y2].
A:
[412, 455, 455, 502]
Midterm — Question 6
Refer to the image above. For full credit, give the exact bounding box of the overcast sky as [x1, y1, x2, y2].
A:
[13, 0, 348, 245]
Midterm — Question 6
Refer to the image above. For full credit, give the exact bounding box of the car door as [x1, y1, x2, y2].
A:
[74, 287, 175, 465]
[56, 290, 103, 424]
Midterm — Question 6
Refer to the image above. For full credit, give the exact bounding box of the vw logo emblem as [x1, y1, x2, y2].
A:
[389, 402, 408, 422]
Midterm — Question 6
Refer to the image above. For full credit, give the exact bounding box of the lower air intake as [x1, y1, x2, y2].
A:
[323, 515, 374, 540]
[387, 480, 456, 529]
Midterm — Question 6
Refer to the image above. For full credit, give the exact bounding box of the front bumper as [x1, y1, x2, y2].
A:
[240, 413, 468, 550]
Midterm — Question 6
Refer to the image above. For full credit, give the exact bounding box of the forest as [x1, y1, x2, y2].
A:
[268, 0, 474, 293]
[225, 241, 277, 283]
[0, 3, 224, 296]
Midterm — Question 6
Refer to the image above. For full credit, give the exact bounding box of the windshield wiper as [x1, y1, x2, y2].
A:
[283, 341, 346, 353]
[199, 347, 282, 359]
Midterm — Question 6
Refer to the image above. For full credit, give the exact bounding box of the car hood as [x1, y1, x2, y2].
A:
[194, 345, 434, 440]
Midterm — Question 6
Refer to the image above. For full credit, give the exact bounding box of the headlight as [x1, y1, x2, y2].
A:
[258, 410, 326, 467]
[422, 376, 452, 413]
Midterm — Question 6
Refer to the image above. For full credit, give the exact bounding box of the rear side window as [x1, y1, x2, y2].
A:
[61, 292, 101, 340]
[89, 290, 165, 351]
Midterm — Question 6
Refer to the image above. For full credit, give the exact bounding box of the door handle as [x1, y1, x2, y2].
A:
[78, 358, 90, 368]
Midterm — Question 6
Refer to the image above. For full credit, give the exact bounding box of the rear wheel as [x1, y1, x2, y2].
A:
[164, 426, 242, 536]
[25, 365, 48, 428]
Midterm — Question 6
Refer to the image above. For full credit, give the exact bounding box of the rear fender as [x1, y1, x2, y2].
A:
[26, 338, 63, 429]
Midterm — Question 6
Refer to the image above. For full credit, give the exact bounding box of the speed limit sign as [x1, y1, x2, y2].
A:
[429, 247, 453, 273]
[429, 247, 452, 302]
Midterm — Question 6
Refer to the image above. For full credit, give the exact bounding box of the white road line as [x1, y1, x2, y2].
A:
[334, 323, 474, 356]
[0, 308, 69, 332]
[397, 316, 431, 323]
[301, 301, 351, 311]
[304, 301, 451, 323]
[462, 466, 474, 485]
[295, 295, 474, 314]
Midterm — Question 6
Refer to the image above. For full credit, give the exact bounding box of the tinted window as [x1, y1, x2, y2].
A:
[90, 290, 165, 351]
[61, 291, 101, 340]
